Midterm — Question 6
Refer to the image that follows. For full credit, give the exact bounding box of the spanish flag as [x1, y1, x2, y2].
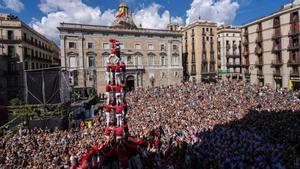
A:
[116, 6, 126, 18]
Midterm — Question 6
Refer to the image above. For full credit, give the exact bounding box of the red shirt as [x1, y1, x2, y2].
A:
[105, 105, 113, 112]
[105, 127, 111, 135]
[105, 84, 111, 92]
[112, 86, 122, 93]
[113, 105, 123, 114]
[114, 127, 123, 136]
[114, 65, 121, 72]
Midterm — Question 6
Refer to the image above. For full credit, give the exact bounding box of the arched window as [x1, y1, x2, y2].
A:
[88, 56, 96, 68]
[172, 54, 179, 66]
[148, 54, 154, 66]
[102, 54, 109, 67]
[135, 55, 142, 66]
[69, 56, 77, 70]
[160, 54, 166, 66]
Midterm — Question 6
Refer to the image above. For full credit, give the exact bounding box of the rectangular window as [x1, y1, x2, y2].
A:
[7, 30, 13, 40]
[120, 43, 125, 49]
[69, 42, 76, 49]
[172, 55, 179, 66]
[103, 43, 110, 49]
[7, 46, 15, 57]
[148, 55, 154, 66]
[88, 42, 93, 49]
[160, 44, 166, 51]
[148, 44, 154, 50]
[135, 55, 142, 65]
[69, 56, 77, 69]
[173, 45, 177, 51]
[88, 56, 95, 67]
[135, 44, 141, 50]
[160, 55, 166, 66]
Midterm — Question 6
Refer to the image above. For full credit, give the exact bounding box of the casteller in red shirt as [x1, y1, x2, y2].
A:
[112, 85, 122, 93]
[114, 127, 124, 137]
[113, 105, 123, 114]
[105, 127, 111, 136]
[105, 105, 113, 112]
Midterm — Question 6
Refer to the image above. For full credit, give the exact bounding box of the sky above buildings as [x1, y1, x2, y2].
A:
[0, 0, 296, 42]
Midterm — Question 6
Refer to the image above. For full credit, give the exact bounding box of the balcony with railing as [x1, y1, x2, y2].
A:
[242, 60, 250, 67]
[271, 59, 283, 67]
[290, 15, 299, 24]
[255, 46, 263, 55]
[226, 62, 241, 67]
[202, 57, 208, 63]
[255, 58, 264, 67]
[256, 26, 262, 33]
[255, 35, 263, 43]
[244, 69, 251, 77]
[287, 59, 300, 66]
[287, 43, 300, 51]
[210, 57, 215, 63]
[226, 44, 231, 50]
[227, 52, 240, 58]
[257, 69, 264, 78]
[272, 31, 281, 40]
[290, 70, 300, 77]
[243, 49, 249, 56]
[273, 70, 282, 77]
[0, 36, 22, 44]
[288, 28, 300, 36]
[273, 18, 280, 28]
[243, 39, 249, 46]
[244, 30, 248, 36]
[272, 45, 282, 53]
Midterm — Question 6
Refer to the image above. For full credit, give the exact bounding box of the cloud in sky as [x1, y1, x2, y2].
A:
[0, 0, 24, 12]
[31, 0, 115, 43]
[186, 0, 240, 25]
[134, 3, 183, 29]
[31, 0, 182, 43]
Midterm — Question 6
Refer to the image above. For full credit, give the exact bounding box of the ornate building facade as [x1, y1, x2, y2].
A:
[241, 1, 300, 90]
[217, 26, 242, 80]
[182, 20, 218, 82]
[58, 3, 183, 93]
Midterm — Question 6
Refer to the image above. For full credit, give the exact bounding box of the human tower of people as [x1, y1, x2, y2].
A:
[79, 39, 144, 169]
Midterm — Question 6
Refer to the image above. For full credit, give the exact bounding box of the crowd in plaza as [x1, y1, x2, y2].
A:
[0, 80, 299, 169]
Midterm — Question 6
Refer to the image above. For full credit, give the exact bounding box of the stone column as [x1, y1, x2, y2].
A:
[78, 36, 84, 69]
[60, 35, 66, 67]
[179, 42, 183, 67]
[168, 41, 172, 68]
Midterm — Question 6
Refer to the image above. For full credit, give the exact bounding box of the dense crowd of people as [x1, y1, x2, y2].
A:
[0, 80, 299, 168]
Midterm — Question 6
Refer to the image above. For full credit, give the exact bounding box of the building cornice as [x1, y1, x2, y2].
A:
[57, 23, 182, 37]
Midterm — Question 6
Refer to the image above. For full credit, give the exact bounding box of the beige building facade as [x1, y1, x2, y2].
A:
[182, 20, 218, 82]
[241, 2, 300, 90]
[217, 26, 242, 79]
[0, 14, 60, 103]
[58, 23, 183, 93]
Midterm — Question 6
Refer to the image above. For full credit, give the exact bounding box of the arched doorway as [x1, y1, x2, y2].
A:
[126, 76, 135, 91]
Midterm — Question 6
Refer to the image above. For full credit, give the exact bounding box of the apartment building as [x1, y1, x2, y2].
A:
[0, 13, 60, 103]
[58, 3, 183, 93]
[182, 20, 218, 82]
[241, 1, 300, 90]
[217, 26, 242, 80]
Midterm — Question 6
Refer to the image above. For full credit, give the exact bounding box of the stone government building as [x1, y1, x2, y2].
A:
[58, 3, 183, 93]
